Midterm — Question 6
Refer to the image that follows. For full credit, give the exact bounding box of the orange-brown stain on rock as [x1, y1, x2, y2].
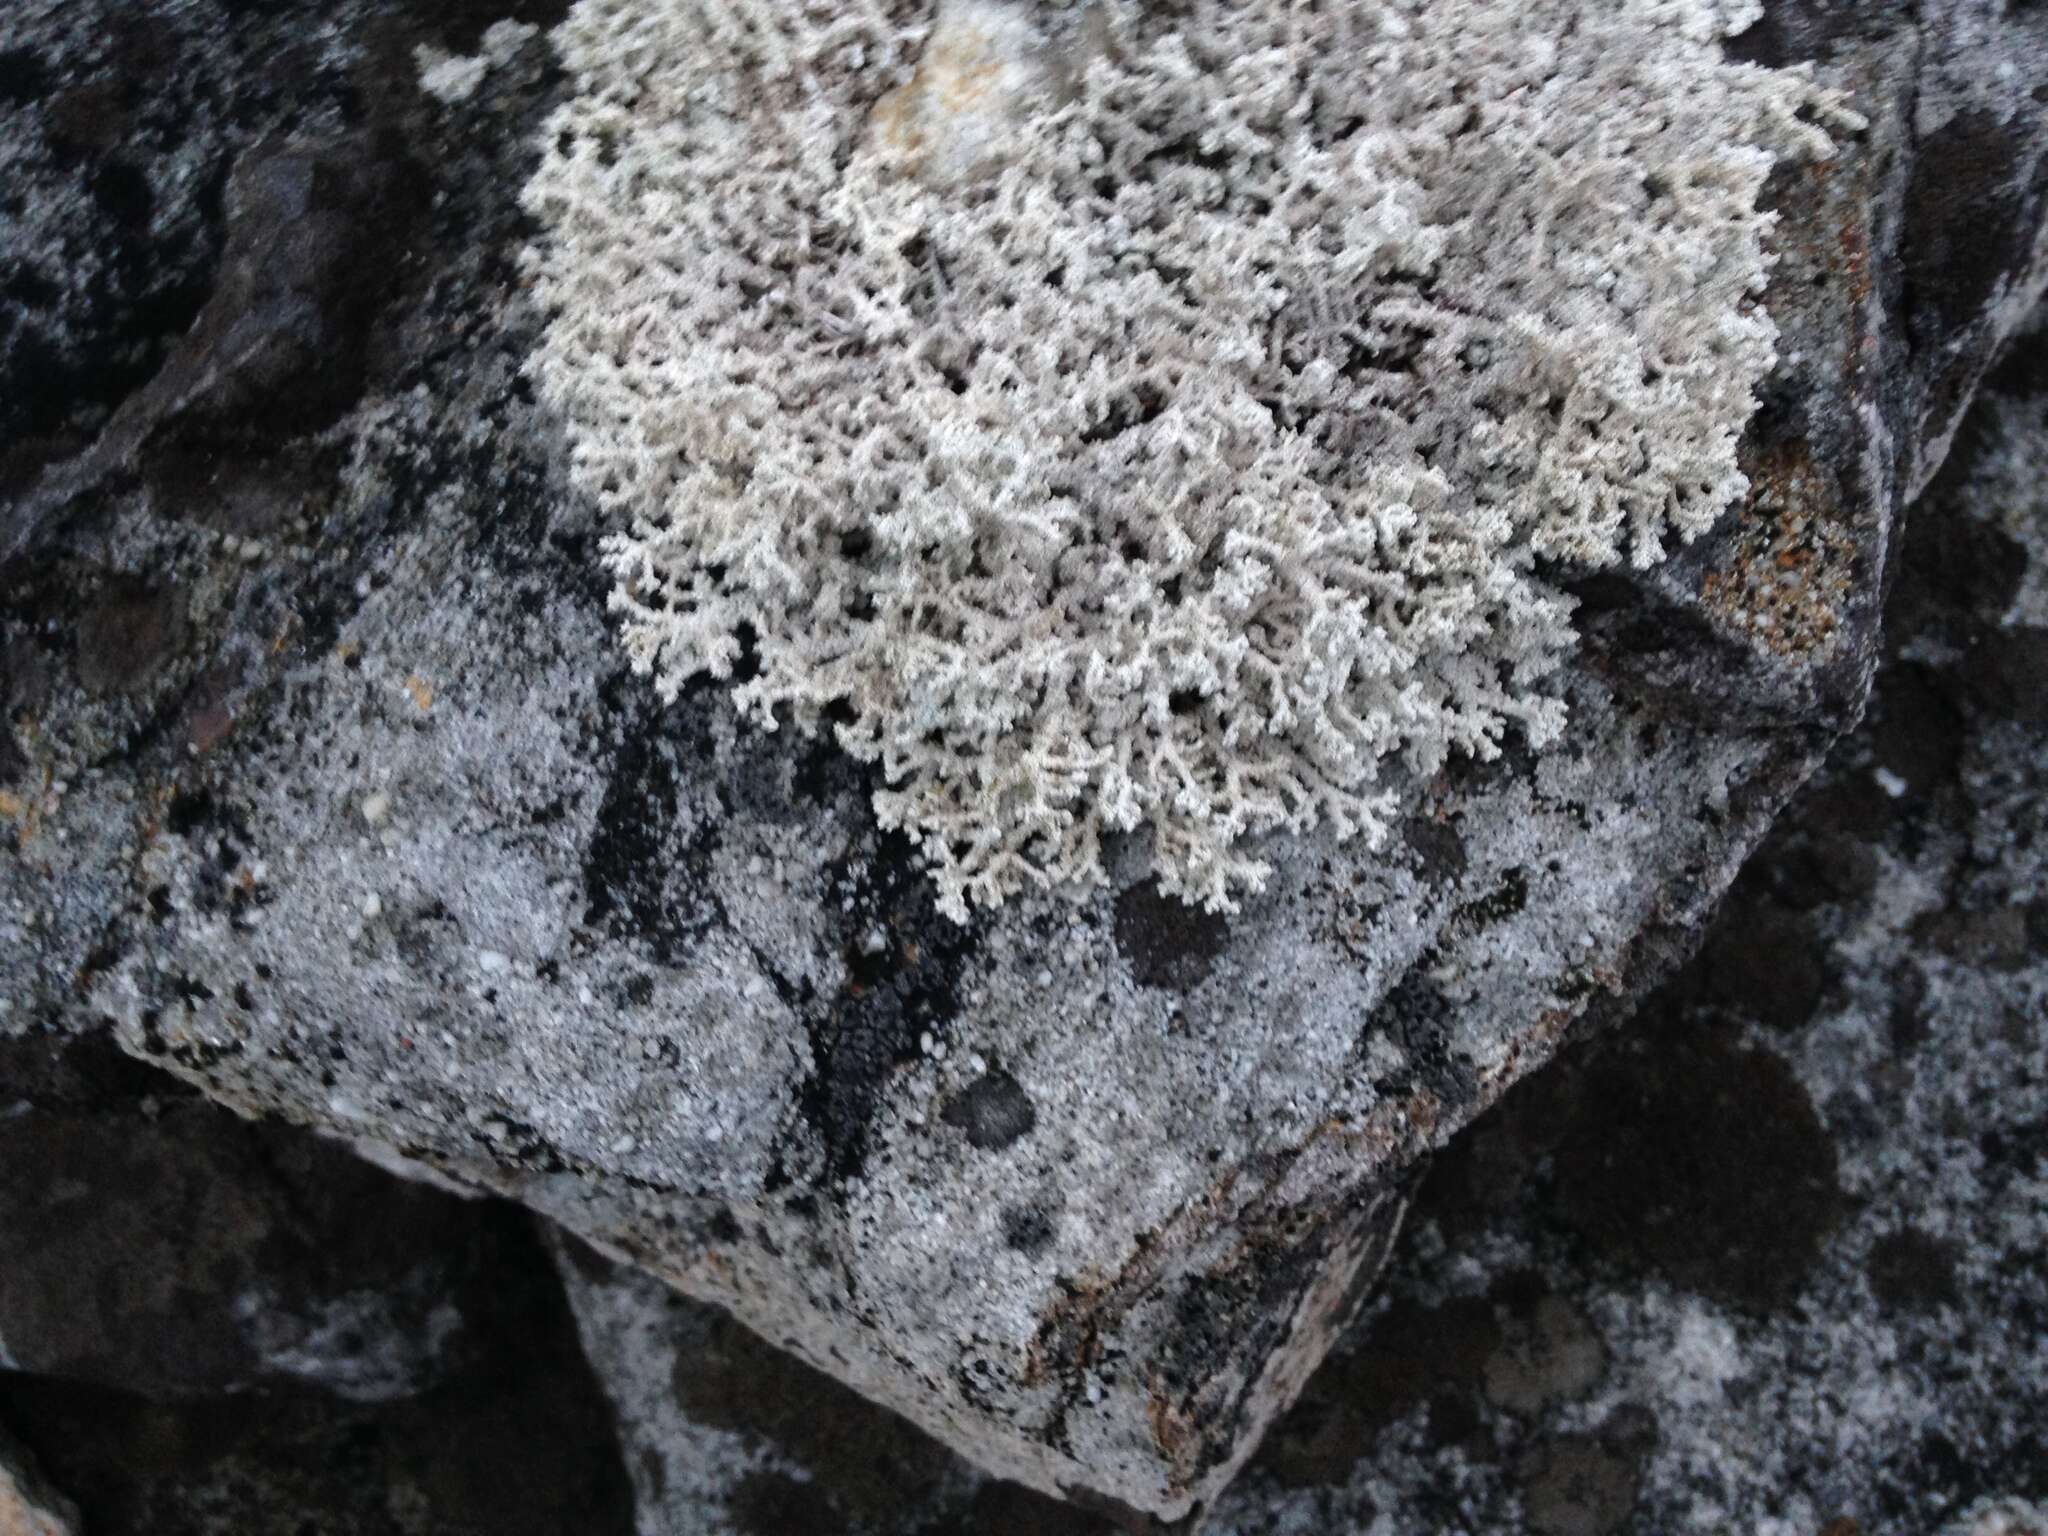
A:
[871, 22, 1008, 167]
[869, 10, 1045, 187]
[1700, 438, 1855, 661]
[1145, 1377, 1198, 1467]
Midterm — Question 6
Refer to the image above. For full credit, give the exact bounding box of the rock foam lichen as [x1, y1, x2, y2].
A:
[522, 0, 1851, 919]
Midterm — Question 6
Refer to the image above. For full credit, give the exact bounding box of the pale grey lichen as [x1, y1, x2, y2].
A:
[521, 0, 1852, 920]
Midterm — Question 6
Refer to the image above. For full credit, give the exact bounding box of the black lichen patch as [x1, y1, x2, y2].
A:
[1551, 1031, 1845, 1312]
[1114, 878, 1230, 991]
[580, 679, 724, 963]
[941, 1069, 1036, 1151]
[157, 781, 263, 924]
[0, 45, 51, 106]
[783, 830, 979, 1187]
[1721, 0, 1901, 68]
[1359, 968, 1480, 1108]
[1869, 661, 1967, 796]
[1001, 1202, 1058, 1255]
[1450, 867, 1529, 932]
[1901, 111, 2039, 342]
[424, 0, 574, 56]
[1680, 896, 1828, 1033]
[1887, 489, 2030, 638]
[1964, 625, 2048, 725]
[1402, 814, 1468, 885]
[1145, 1205, 1374, 1484]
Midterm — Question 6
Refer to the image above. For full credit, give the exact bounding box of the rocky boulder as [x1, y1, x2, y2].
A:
[3, 0, 2047, 1519]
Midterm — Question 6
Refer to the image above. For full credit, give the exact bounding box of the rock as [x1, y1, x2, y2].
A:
[551, 1233, 1117, 1536]
[1942, 1502, 2048, 1536]
[0, 1428, 78, 1536]
[0, 1028, 539, 1401]
[0, 1204, 635, 1536]
[1193, 294, 2048, 1534]
[2, 0, 2047, 1518]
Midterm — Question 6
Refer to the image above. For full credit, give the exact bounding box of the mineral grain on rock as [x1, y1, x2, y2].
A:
[3, 0, 2047, 1522]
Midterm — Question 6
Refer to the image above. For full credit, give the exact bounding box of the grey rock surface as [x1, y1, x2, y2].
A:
[535, 306, 2048, 1535]
[0, 1426, 78, 1536]
[2, 0, 2046, 1519]
[554, 1231, 1109, 1536]
[0, 1061, 635, 1535]
[0, 1029, 534, 1402]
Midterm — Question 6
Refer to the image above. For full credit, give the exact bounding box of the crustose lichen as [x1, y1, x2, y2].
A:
[522, 0, 1854, 921]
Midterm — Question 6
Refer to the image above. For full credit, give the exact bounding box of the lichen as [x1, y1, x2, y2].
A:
[521, 0, 1853, 920]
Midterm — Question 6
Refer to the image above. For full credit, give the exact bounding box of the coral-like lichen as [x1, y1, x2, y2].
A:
[522, 0, 1850, 920]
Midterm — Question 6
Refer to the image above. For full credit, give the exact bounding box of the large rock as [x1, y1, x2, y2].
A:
[0, 1194, 636, 1536]
[528, 305, 2048, 1535]
[0, 1030, 536, 1401]
[1200, 302, 2048, 1536]
[3, 0, 2046, 1518]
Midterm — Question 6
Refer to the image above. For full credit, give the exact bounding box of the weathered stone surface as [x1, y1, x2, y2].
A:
[553, 1232, 1118, 1536]
[3, 0, 2047, 1518]
[0, 1427, 78, 1536]
[0, 1201, 636, 1536]
[0, 1029, 537, 1401]
[1193, 304, 2048, 1536]
[527, 303, 2048, 1535]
